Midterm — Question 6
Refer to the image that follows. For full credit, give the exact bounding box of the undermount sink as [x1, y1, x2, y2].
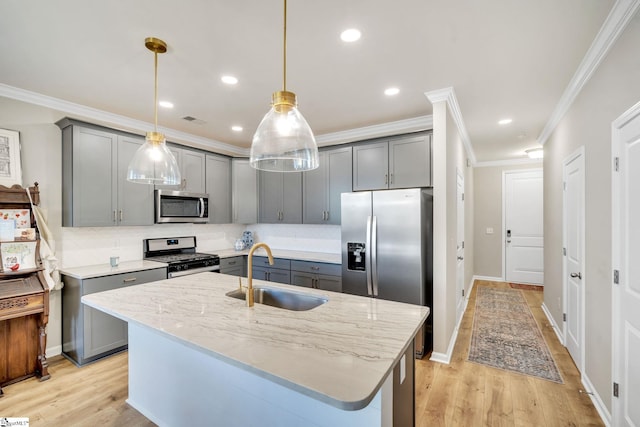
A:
[226, 287, 328, 311]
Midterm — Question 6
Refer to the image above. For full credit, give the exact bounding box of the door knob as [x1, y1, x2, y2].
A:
[570, 272, 582, 279]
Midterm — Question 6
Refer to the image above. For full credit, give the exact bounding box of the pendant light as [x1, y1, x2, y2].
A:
[250, 0, 319, 172]
[127, 37, 181, 185]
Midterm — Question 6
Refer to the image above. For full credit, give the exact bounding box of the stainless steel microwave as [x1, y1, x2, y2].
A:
[155, 190, 209, 223]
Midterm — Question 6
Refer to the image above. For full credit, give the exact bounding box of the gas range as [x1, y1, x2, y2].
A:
[143, 236, 220, 278]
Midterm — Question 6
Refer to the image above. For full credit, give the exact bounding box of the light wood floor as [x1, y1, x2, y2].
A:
[0, 280, 603, 426]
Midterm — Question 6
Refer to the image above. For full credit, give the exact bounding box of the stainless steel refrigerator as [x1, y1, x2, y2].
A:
[341, 188, 433, 357]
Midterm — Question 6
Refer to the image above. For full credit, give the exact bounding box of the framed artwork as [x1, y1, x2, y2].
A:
[0, 128, 22, 187]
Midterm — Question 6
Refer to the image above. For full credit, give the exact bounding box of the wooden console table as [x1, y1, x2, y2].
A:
[0, 183, 50, 396]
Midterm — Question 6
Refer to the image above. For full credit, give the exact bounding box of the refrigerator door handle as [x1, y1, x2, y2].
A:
[365, 215, 374, 296]
[371, 215, 379, 297]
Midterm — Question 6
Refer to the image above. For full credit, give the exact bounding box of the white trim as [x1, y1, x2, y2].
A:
[537, 0, 640, 146]
[46, 344, 62, 358]
[474, 158, 543, 168]
[424, 87, 476, 165]
[315, 116, 432, 146]
[541, 302, 565, 345]
[562, 146, 586, 375]
[472, 275, 503, 282]
[582, 373, 612, 427]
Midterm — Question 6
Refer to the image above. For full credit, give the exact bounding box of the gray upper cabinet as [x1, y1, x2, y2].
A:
[231, 159, 258, 224]
[59, 120, 153, 227]
[352, 133, 431, 191]
[155, 146, 206, 193]
[205, 154, 231, 224]
[303, 147, 352, 225]
[258, 171, 302, 224]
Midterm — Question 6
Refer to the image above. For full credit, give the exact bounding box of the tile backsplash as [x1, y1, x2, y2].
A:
[60, 223, 341, 268]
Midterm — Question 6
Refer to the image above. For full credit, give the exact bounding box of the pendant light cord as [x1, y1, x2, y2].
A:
[283, 0, 287, 92]
[154, 50, 159, 133]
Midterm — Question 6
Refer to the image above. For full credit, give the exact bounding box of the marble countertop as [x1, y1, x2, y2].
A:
[213, 248, 341, 264]
[82, 272, 429, 410]
[60, 260, 168, 279]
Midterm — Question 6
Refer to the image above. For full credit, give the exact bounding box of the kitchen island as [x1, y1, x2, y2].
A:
[82, 272, 429, 427]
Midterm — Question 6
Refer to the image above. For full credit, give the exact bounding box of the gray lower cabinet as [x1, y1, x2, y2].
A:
[205, 154, 231, 223]
[303, 147, 352, 225]
[220, 256, 245, 277]
[251, 257, 291, 284]
[290, 260, 342, 292]
[258, 171, 302, 223]
[232, 159, 258, 224]
[353, 132, 432, 191]
[58, 119, 154, 227]
[62, 267, 166, 366]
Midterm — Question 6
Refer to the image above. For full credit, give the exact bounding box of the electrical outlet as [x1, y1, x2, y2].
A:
[486, 227, 494, 235]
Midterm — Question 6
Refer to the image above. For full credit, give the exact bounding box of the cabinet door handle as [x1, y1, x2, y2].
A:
[113, 210, 117, 222]
[390, 173, 393, 184]
[384, 174, 388, 185]
[119, 210, 123, 221]
[123, 278, 137, 283]
[325, 211, 329, 221]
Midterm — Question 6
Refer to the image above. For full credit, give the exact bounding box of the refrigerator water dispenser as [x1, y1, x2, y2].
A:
[347, 242, 366, 271]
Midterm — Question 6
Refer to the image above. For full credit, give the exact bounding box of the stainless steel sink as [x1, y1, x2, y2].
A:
[226, 287, 328, 311]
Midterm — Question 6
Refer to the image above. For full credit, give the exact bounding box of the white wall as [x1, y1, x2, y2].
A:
[543, 10, 640, 416]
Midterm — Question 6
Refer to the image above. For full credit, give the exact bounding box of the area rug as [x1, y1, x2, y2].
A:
[468, 287, 563, 383]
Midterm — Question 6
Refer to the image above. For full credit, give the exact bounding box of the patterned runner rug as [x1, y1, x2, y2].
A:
[468, 287, 563, 383]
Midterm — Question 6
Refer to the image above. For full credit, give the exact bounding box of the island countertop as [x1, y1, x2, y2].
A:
[81, 272, 429, 410]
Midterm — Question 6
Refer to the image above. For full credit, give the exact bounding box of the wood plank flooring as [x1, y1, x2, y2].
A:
[0, 280, 604, 426]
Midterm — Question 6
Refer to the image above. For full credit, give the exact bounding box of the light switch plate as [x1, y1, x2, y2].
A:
[486, 227, 494, 234]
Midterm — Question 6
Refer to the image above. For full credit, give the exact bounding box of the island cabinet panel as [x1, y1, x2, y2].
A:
[62, 267, 166, 366]
[258, 171, 302, 224]
[353, 132, 432, 191]
[205, 154, 231, 224]
[303, 147, 352, 225]
[231, 159, 258, 224]
[220, 256, 245, 277]
[58, 119, 153, 227]
[290, 260, 342, 292]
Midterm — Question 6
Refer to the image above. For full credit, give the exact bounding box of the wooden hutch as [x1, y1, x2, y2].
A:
[0, 183, 50, 396]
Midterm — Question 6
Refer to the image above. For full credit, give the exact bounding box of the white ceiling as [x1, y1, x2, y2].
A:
[0, 0, 616, 162]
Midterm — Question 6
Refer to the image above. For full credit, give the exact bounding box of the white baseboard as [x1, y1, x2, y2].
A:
[582, 373, 611, 426]
[46, 345, 62, 358]
[541, 302, 565, 345]
[472, 275, 503, 282]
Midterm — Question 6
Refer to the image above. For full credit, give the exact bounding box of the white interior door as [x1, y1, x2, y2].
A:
[613, 103, 640, 427]
[456, 170, 465, 321]
[504, 169, 544, 284]
[563, 148, 585, 371]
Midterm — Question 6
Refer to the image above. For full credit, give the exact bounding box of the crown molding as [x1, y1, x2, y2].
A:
[0, 83, 246, 156]
[474, 157, 543, 168]
[537, 0, 640, 145]
[424, 87, 477, 164]
[315, 115, 433, 146]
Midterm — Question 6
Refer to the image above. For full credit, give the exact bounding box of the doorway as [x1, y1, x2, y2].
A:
[503, 169, 544, 284]
[612, 102, 640, 427]
[456, 169, 465, 322]
[562, 147, 585, 371]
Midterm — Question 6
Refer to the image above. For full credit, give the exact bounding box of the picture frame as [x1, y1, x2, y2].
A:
[0, 128, 22, 187]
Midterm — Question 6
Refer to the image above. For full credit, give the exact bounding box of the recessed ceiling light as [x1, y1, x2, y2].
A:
[231, 125, 243, 132]
[384, 87, 400, 96]
[498, 118, 513, 125]
[221, 75, 238, 85]
[525, 148, 544, 159]
[159, 101, 174, 108]
[340, 29, 361, 42]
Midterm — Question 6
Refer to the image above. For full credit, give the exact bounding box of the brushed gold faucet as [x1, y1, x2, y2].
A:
[245, 242, 274, 307]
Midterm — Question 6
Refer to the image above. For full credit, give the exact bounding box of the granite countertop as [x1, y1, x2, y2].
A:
[82, 272, 428, 410]
[60, 260, 168, 280]
[214, 248, 341, 264]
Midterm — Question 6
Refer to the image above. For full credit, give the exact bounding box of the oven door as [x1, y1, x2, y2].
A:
[155, 190, 209, 224]
[167, 265, 220, 278]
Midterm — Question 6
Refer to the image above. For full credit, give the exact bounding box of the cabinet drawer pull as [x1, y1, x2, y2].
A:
[311, 266, 320, 271]
[123, 278, 137, 283]
[228, 261, 236, 265]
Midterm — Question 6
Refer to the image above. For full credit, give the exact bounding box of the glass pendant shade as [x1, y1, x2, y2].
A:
[127, 131, 181, 184]
[251, 90, 319, 172]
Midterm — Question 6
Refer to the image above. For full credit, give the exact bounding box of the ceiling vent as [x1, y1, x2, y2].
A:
[182, 116, 207, 125]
